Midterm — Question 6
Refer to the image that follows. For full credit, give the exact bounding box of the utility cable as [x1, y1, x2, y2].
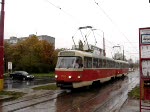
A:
[93, 0, 138, 53]
[44, 0, 81, 24]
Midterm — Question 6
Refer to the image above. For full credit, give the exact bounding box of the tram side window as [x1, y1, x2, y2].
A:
[126, 64, 128, 68]
[112, 61, 115, 68]
[99, 59, 102, 68]
[108, 60, 112, 68]
[102, 59, 106, 68]
[84, 57, 92, 68]
[74, 57, 83, 68]
[107, 60, 113, 68]
[93, 58, 98, 68]
[114, 62, 116, 68]
[121, 63, 123, 68]
[116, 62, 119, 68]
[106, 60, 109, 68]
[123, 63, 125, 68]
[118, 63, 120, 68]
[122, 63, 124, 68]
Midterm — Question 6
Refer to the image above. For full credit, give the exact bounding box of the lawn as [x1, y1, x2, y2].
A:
[33, 72, 55, 78]
[128, 86, 140, 99]
[0, 91, 25, 100]
[32, 84, 59, 90]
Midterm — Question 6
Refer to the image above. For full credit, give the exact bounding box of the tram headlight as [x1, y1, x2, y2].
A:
[77, 74, 82, 78]
[55, 75, 58, 78]
[77, 75, 81, 78]
[68, 76, 72, 79]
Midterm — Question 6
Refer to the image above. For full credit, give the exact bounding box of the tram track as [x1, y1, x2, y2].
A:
[2, 72, 139, 112]
[60, 73, 139, 112]
[1, 90, 67, 112]
[93, 74, 139, 112]
[2, 77, 127, 112]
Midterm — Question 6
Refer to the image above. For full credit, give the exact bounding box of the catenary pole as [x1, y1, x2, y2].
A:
[0, 0, 5, 91]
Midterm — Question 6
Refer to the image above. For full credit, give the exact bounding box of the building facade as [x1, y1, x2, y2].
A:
[5, 35, 55, 47]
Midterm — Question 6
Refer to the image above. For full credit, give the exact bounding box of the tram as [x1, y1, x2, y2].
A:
[55, 49, 129, 89]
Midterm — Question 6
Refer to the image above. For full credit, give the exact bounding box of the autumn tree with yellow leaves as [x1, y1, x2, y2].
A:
[4, 35, 58, 73]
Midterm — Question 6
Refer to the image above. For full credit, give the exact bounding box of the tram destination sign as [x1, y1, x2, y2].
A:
[141, 34, 150, 44]
[60, 51, 75, 56]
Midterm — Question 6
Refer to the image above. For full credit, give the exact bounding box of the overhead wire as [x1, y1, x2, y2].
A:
[44, 0, 61, 10]
[43, 0, 115, 48]
[93, 0, 138, 53]
[43, 0, 138, 59]
[44, 0, 81, 24]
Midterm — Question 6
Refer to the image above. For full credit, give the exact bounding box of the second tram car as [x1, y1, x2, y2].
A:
[55, 50, 129, 89]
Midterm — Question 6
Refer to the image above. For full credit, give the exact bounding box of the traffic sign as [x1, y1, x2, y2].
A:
[8, 62, 12, 70]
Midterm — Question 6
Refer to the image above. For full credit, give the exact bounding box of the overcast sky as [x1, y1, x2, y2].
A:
[3, 0, 150, 60]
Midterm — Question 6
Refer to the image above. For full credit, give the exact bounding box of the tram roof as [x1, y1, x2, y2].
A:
[59, 50, 128, 64]
[114, 59, 129, 64]
[59, 50, 112, 59]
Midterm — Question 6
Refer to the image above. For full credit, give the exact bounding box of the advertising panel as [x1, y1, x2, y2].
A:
[139, 27, 150, 112]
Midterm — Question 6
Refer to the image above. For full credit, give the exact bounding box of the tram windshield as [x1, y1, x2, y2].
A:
[56, 57, 83, 68]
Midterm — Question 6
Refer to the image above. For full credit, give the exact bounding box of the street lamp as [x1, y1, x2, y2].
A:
[92, 28, 105, 56]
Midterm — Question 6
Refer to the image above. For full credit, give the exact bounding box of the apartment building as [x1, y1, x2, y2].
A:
[5, 35, 55, 47]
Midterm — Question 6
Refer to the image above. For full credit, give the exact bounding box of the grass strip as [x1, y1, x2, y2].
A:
[0, 91, 25, 100]
[128, 86, 140, 99]
[33, 72, 55, 78]
[32, 84, 59, 90]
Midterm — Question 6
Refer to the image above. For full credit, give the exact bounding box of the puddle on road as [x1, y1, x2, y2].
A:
[2, 71, 139, 112]
[50, 77, 127, 112]
[55, 74, 139, 112]
[4, 78, 54, 90]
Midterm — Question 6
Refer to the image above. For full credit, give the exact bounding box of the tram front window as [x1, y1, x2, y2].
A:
[56, 57, 82, 68]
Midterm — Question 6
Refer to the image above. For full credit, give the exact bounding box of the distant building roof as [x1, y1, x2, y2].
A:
[5, 34, 55, 47]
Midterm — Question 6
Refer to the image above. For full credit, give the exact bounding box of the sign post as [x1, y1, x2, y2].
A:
[139, 27, 150, 111]
[8, 62, 12, 73]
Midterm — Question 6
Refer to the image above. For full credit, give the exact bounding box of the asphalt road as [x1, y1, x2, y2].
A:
[1, 70, 140, 112]
[4, 78, 55, 90]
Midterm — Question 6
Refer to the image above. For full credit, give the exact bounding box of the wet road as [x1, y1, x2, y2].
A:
[2, 70, 139, 112]
[4, 78, 55, 90]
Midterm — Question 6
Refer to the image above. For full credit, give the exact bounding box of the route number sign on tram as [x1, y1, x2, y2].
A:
[139, 27, 150, 112]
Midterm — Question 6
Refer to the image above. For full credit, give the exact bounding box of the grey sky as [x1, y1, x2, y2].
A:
[3, 0, 150, 60]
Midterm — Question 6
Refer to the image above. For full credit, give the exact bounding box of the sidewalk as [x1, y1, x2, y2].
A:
[120, 99, 139, 112]
[120, 99, 150, 112]
[0, 83, 56, 102]
[1, 83, 149, 112]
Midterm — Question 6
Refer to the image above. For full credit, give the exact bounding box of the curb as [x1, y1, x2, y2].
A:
[0, 95, 14, 101]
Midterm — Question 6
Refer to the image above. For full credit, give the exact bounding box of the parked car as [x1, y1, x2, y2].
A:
[10, 71, 34, 80]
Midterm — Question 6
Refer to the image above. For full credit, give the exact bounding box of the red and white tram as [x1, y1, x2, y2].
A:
[55, 50, 129, 89]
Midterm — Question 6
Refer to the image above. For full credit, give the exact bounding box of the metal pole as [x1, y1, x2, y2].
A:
[0, 0, 5, 91]
[92, 28, 105, 56]
[102, 32, 106, 56]
[122, 45, 124, 61]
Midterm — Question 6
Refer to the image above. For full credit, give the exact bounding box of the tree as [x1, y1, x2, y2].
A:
[4, 42, 14, 72]
[4, 35, 57, 73]
[128, 59, 133, 68]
